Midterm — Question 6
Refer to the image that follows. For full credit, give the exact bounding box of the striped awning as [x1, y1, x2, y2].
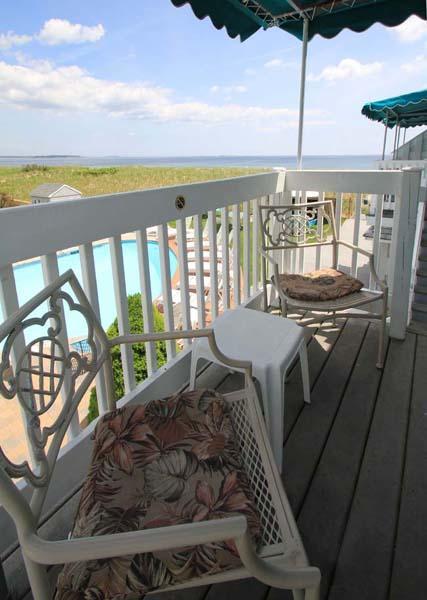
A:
[170, 0, 426, 41]
[362, 89, 427, 128]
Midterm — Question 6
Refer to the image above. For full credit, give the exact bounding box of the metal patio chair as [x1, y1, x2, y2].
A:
[259, 200, 388, 368]
[0, 269, 320, 600]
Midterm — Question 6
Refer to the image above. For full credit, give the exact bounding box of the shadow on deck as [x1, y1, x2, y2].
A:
[9, 317, 427, 600]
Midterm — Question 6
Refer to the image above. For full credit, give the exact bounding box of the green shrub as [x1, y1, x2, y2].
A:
[0, 192, 14, 208]
[81, 167, 119, 176]
[21, 163, 50, 172]
[87, 295, 167, 424]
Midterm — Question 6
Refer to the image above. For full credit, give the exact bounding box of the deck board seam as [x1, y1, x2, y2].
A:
[324, 330, 392, 599]
[385, 333, 418, 600]
[283, 317, 347, 447]
[293, 320, 370, 521]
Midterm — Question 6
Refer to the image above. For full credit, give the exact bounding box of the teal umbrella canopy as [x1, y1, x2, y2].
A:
[171, 0, 426, 42]
[362, 90, 427, 128]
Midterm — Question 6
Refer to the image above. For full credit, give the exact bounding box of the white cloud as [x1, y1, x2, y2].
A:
[37, 19, 105, 46]
[393, 16, 427, 43]
[264, 58, 297, 70]
[401, 54, 427, 74]
[0, 59, 328, 126]
[244, 68, 256, 76]
[0, 31, 32, 50]
[210, 84, 247, 94]
[0, 19, 105, 51]
[308, 58, 383, 82]
[14, 52, 53, 72]
[264, 58, 283, 69]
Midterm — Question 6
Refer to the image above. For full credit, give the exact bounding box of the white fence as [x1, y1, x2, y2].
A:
[0, 168, 422, 562]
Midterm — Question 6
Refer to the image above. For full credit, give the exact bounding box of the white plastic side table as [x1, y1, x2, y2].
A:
[189, 307, 310, 469]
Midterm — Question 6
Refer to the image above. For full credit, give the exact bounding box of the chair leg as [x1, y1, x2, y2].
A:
[266, 371, 285, 471]
[299, 341, 311, 404]
[376, 295, 388, 370]
[255, 371, 271, 437]
[22, 553, 52, 600]
[281, 297, 288, 318]
[304, 584, 320, 600]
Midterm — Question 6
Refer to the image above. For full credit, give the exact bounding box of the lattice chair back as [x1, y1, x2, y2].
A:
[0, 269, 114, 523]
[258, 199, 337, 254]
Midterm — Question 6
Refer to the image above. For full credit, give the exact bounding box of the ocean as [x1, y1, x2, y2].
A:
[0, 155, 380, 170]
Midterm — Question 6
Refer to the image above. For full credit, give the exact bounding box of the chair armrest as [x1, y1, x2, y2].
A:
[24, 517, 321, 591]
[23, 516, 248, 565]
[260, 249, 280, 283]
[260, 249, 279, 269]
[235, 528, 321, 590]
[337, 240, 373, 259]
[108, 328, 253, 376]
[109, 328, 212, 345]
[337, 241, 387, 292]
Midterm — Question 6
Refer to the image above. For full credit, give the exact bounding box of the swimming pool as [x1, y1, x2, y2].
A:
[3, 240, 178, 340]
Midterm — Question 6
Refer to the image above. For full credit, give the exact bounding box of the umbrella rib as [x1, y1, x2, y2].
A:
[238, 0, 382, 26]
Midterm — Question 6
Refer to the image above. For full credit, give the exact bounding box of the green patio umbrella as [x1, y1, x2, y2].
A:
[362, 89, 427, 158]
[171, 0, 426, 167]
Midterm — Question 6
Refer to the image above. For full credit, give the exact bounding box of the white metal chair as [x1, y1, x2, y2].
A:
[189, 307, 310, 470]
[0, 270, 320, 600]
[259, 200, 388, 368]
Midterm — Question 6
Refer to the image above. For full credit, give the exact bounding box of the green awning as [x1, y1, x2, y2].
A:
[362, 90, 427, 128]
[171, 0, 426, 41]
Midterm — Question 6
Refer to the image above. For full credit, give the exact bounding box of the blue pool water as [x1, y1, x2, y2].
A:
[5, 240, 178, 340]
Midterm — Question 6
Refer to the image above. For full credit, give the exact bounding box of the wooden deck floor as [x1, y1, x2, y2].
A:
[9, 317, 427, 600]
[154, 317, 427, 600]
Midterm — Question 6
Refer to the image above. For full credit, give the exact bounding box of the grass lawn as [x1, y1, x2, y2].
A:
[0, 164, 266, 203]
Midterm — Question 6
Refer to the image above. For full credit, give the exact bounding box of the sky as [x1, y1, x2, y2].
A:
[1, 1, 427, 157]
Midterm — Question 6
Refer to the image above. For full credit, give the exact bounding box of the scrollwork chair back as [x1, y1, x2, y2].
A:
[0, 270, 113, 522]
[258, 200, 336, 251]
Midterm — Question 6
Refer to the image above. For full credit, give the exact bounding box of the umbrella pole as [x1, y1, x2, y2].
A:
[393, 123, 399, 159]
[382, 121, 388, 160]
[297, 18, 309, 170]
[403, 129, 407, 145]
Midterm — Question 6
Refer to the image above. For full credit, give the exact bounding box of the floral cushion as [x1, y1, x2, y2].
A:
[55, 389, 261, 600]
[276, 267, 363, 302]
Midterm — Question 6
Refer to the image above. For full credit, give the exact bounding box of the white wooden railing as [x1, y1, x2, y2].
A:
[0, 168, 422, 565]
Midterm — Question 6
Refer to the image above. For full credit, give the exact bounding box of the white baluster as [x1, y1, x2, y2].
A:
[232, 203, 241, 306]
[371, 194, 383, 290]
[41, 252, 80, 438]
[135, 229, 157, 375]
[352, 193, 362, 277]
[315, 192, 325, 270]
[335, 192, 343, 268]
[221, 207, 230, 309]
[0, 264, 37, 463]
[252, 198, 260, 293]
[243, 200, 251, 301]
[176, 218, 191, 345]
[157, 224, 176, 359]
[109, 236, 135, 393]
[193, 214, 206, 328]
[208, 210, 218, 320]
[298, 190, 307, 273]
[79, 243, 109, 413]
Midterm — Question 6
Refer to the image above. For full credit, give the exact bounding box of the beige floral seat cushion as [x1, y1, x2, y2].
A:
[276, 267, 363, 302]
[55, 389, 261, 600]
